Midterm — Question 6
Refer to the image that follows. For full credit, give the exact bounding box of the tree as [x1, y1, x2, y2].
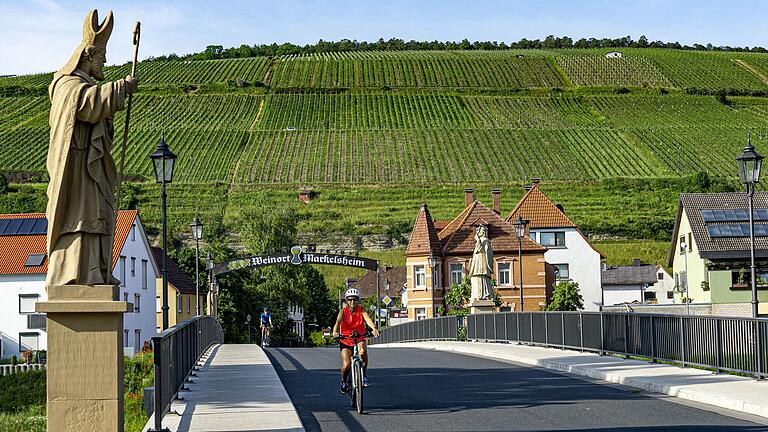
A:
[546, 281, 584, 311]
[444, 279, 471, 316]
[0, 173, 7, 195]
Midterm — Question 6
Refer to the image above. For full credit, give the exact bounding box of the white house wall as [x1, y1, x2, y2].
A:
[0, 274, 47, 359]
[532, 228, 603, 311]
[116, 217, 160, 354]
[603, 284, 644, 306]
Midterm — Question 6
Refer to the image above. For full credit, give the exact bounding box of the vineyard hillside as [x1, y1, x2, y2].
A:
[0, 48, 766, 252]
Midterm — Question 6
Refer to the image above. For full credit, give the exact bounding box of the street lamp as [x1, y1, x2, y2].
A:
[737, 133, 764, 318]
[190, 216, 204, 315]
[384, 278, 391, 327]
[246, 314, 252, 344]
[512, 216, 529, 312]
[205, 251, 213, 316]
[428, 254, 438, 318]
[149, 133, 176, 330]
[680, 240, 690, 315]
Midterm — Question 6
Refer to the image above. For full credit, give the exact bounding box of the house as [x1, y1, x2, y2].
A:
[150, 247, 207, 332]
[605, 51, 623, 58]
[648, 265, 676, 304]
[405, 189, 554, 320]
[0, 211, 158, 359]
[667, 193, 768, 317]
[601, 263, 659, 305]
[506, 183, 605, 310]
[349, 266, 407, 323]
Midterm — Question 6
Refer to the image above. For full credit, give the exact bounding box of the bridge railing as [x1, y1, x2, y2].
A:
[375, 311, 767, 379]
[149, 315, 224, 432]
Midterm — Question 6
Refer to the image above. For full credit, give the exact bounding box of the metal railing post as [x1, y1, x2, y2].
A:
[600, 312, 605, 355]
[716, 318, 722, 373]
[579, 312, 584, 351]
[516, 312, 521, 344]
[680, 316, 687, 366]
[650, 315, 656, 362]
[624, 314, 630, 359]
[544, 313, 549, 346]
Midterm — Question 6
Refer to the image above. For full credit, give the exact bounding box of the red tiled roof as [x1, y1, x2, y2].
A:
[506, 185, 575, 228]
[150, 247, 205, 294]
[440, 201, 545, 255]
[506, 185, 605, 258]
[0, 211, 138, 276]
[406, 204, 442, 257]
[433, 220, 450, 231]
[350, 266, 406, 299]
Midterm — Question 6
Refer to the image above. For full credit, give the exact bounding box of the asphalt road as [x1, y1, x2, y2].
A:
[266, 347, 768, 432]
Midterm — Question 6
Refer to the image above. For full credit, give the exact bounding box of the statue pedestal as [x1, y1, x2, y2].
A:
[36, 284, 132, 432]
[470, 299, 496, 315]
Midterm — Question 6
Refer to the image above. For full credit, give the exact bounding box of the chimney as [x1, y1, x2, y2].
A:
[524, 184, 533, 191]
[531, 177, 541, 185]
[464, 188, 475, 207]
[491, 188, 501, 215]
[634, 259, 642, 267]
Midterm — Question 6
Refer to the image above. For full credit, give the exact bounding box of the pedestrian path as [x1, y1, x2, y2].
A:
[143, 344, 304, 432]
[373, 341, 768, 420]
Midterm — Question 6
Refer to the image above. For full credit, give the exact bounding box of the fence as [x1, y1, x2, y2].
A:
[376, 311, 768, 379]
[376, 316, 458, 343]
[149, 315, 223, 432]
[0, 364, 45, 376]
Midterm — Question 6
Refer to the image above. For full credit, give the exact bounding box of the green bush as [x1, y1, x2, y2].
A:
[308, 331, 329, 347]
[124, 352, 154, 395]
[0, 370, 46, 412]
[0, 174, 7, 195]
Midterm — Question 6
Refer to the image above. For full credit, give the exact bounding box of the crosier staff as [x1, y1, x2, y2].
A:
[115, 21, 140, 213]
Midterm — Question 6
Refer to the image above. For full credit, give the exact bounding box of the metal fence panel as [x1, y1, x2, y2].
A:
[531, 313, 547, 344]
[505, 313, 518, 342]
[518, 313, 532, 342]
[563, 313, 581, 348]
[548, 313, 564, 346]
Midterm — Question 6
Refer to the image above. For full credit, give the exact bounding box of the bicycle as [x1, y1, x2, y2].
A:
[337, 331, 373, 414]
[261, 326, 271, 348]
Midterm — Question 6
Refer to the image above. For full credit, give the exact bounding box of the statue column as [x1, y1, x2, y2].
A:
[36, 285, 131, 432]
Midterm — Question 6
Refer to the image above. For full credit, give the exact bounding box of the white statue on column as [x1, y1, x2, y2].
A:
[469, 225, 494, 301]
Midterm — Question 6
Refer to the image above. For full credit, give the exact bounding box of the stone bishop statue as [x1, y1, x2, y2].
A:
[45, 9, 138, 287]
[469, 225, 495, 301]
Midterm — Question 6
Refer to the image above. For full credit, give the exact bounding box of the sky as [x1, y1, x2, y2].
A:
[1, 0, 766, 75]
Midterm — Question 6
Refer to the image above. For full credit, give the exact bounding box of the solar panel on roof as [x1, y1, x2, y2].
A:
[30, 218, 47, 235]
[17, 218, 36, 235]
[707, 223, 768, 237]
[3, 219, 22, 235]
[701, 208, 768, 223]
[0, 220, 9, 235]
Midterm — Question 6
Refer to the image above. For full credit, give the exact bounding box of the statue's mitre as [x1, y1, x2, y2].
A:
[58, 9, 114, 76]
[83, 9, 114, 50]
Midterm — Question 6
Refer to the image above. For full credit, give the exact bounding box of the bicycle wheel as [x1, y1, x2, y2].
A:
[348, 368, 356, 408]
[354, 361, 364, 414]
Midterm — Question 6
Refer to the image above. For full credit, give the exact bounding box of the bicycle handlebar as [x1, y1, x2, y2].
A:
[336, 331, 375, 340]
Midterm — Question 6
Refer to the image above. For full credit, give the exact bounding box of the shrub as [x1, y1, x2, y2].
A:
[546, 281, 584, 311]
[308, 331, 328, 347]
[0, 174, 7, 195]
[0, 369, 46, 412]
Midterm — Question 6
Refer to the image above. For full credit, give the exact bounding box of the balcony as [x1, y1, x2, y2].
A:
[27, 313, 46, 330]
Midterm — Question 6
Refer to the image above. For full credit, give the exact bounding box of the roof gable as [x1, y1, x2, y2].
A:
[440, 201, 545, 254]
[602, 265, 658, 285]
[406, 204, 442, 257]
[150, 247, 205, 294]
[506, 185, 575, 228]
[0, 211, 140, 276]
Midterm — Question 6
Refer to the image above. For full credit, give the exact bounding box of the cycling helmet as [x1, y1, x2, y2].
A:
[344, 288, 360, 299]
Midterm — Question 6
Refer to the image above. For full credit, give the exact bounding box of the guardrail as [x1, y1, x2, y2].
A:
[376, 315, 458, 343]
[375, 312, 768, 379]
[149, 315, 223, 432]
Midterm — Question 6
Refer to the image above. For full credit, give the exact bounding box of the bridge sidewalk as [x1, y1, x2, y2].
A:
[143, 344, 304, 432]
[372, 341, 768, 420]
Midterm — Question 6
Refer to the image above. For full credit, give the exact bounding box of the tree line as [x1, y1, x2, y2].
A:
[143, 35, 768, 63]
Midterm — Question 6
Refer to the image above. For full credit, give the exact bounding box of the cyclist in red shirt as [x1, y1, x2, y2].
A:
[332, 288, 379, 394]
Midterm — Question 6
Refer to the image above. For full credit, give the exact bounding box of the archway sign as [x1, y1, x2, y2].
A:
[209, 246, 383, 324]
[212, 246, 378, 276]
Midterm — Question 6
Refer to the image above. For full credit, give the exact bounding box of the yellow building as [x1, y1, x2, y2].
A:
[151, 247, 208, 331]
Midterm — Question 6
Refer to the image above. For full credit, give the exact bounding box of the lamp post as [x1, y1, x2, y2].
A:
[246, 314, 251, 344]
[190, 216, 204, 316]
[205, 251, 213, 315]
[384, 278, 390, 327]
[428, 254, 438, 318]
[680, 240, 690, 315]
[513, 216, 529, 312]
[737, 133, 764, 318]
[149, 133, 176, 330]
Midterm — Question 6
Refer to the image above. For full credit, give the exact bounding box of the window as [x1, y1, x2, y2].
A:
[141, 260, 148, 289]
[529, 232, 537, 243]
[414, 265, 426, 289]
[450, 264, 464, 286]
[134, 330, 141, 352]
[19, 332, 39, 351]
[187, 297, 191, 313]
[177, 295, 182, 313]
[679, 235, 686, 254]
[123, 330, 129, 347]
[658, 272, 664, 281]
[554, 264, 570, 280]
[539, 232, 565, 247]
[679, 271, 688, 290]
[415, 307, 426, 321]
[667, 291, 674, 299]
[131, 224, 136, 241]
[131, 257, 136, 277]
[119, 256, 126, 287]
[497, 263, 511, 286]
[134, 294, 140, 313]
[19, 294, 39, 314]
[124, 293, 128, 303]
[644, 291, 657, 301]
[687, 233, 692, 251]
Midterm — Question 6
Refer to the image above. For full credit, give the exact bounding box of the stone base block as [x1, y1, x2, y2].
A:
[48, 399, 119, 432]
[470, 299, 496, 314]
